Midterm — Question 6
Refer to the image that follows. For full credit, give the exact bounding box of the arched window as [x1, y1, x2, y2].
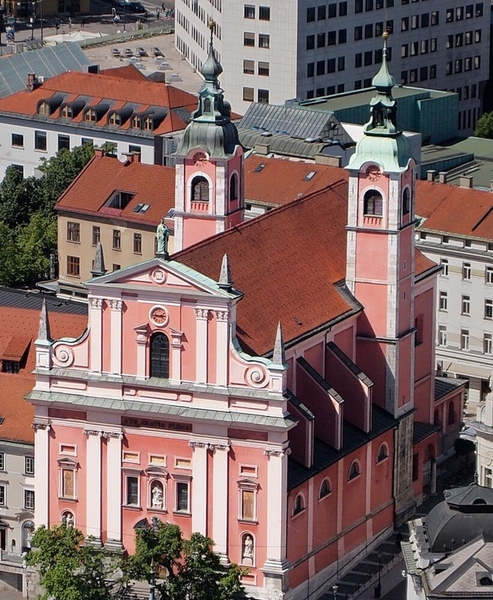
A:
[84, 109, 97, 122]
[377, 443, 388, 463]
[402, 188, 410, 215]
[319, 478, 331, 499]
[108, 112, 121, 126]
[292, 493, 305, 516]
[204, 98, 211, 113]
[348, 460, 361, 481]
[143, 117, 153, 131]
[131, 115, 140, 129]
[192, 176, 209, 202]
[364, 190, 383, 216]
[38, 102, 50, 115]
[230, 173, 238, 201]
[61, 511, 75, 527]
[448, 402, 456, 425]
[150, 332, 169, 378]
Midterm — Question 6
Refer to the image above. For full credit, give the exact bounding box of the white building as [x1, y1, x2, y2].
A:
[0, 70, 198, 181]
[415, 180, 493, 405]
[175, 0, 489, 134]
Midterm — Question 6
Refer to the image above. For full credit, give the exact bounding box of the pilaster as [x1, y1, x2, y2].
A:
[84, 429, 103, 543]
[214, 310, 229, 386]
[109, 299, 123, 375]
[33, 421, 51, 528]
[211, 443, 230, 557]
[189, 441, 209, 534]
[194, 308, 209, 384]
[105, 431, 123, 549]
[89, 298, 103, 373]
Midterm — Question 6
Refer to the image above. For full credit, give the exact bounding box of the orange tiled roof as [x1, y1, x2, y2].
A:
[0, 71, 197, 135]
[0, 303, 87, 444]
[245, 155, 347, 206]
[176, 181, 355, 356]
[101, 65, 148, 81]
[416, 179, 493, 239]
[56, 153, 176, 226]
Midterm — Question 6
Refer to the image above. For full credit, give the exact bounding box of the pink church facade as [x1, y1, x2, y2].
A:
[27, 35, 464, 600]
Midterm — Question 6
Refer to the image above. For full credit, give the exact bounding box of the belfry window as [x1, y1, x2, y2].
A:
[402, 188, 410, 215]
[363, 190, 383, 216]
[204, 98, 211, 113]
[150, 332, 169, 378]
[230, 173, 238, 200]
[192, 176, 209, 202]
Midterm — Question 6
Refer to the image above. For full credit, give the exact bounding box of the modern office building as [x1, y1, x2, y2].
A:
[175, 0, 489, 134]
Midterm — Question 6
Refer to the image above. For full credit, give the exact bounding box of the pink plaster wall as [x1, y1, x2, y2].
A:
[354, 282, 389, 336]
[356, 338, 387, 407]
[304, 342, 324, 375]
[355, 231, 389, 283]
[397, 335, 413, 408]
[333, 326, 354, 360]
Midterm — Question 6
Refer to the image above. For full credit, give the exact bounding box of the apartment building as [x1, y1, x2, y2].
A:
[175, 0, 489, 134]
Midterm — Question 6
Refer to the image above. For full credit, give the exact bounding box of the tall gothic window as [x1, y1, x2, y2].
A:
[402, 188, 410, 215]
[192, 176, 209, 202]
[150, 332, 170, 378]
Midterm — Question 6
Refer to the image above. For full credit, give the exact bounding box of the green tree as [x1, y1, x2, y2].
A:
[26, 524, 123, 600]
[0, 166, 40, 227]
[15, 211, 57, 286]
[0, 221, 20, 286]
[474, 111, 493, 139]
[37, 142, 95, 213]
[127, 520, 245, 600]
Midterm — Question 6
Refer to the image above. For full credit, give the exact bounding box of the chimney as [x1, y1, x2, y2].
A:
[122, 152, 141, 164]
[95, 148, 104, 158]
[438, 172, 448, 184]
[490, 180, 493, 193]
[427, 170, 436, 182]
[459, 175, 473, 188]
[254, 142, 270, 155]
[26, 73, 38, 92]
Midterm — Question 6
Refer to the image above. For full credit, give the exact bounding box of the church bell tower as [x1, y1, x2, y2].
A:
[174, 21, 244, 251]
[345, 32, 417, 521]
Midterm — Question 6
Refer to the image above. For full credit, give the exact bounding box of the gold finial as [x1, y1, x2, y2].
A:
[383, 31, 389, 41]
[209, 18, 215, 31]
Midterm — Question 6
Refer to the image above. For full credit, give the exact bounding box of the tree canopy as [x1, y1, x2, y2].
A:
[474, 111, 493, 139]
[0, 143, 95, 287]
[127, 519, 245, 600]
[26, 524, 122, 600]
[26, 520, 245, 600]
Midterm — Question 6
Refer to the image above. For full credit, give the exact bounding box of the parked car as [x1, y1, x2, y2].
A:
[114, 0, 146, 13]
[112, 48, 121, 56]
[152, 46, 164, 57]
[137, 46, 147, 57]
[124, 48, 133, 57]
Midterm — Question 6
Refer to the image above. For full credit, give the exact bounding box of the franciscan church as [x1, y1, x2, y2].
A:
[28, 31, 463, 599]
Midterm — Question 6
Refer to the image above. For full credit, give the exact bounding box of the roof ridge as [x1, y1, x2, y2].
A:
[176, 178, 348, 258]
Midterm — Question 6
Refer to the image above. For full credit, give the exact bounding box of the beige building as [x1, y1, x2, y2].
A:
[56, 151, 175, 297]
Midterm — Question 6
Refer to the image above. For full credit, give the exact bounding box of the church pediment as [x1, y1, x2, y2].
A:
[85, 257, 241, 300]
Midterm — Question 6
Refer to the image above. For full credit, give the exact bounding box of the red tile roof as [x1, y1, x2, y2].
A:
[0, 71, 197, 135]
[415, 179, 493, 239]
[0, 303, 87, 444]
[56, 153, 176, 226]
[176, 181, 355, 356]
[245, 155, 347, 206]
[101, 65, 148, 81]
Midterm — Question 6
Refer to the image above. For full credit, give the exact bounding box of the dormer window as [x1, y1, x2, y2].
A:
[84, 109, 97, 122]
[143, 117, 153, 131]
[363, 190, 383, 216]
[106, 191, 135, 210]
[38, 101, 50, 115]
[192, 176, 209, 202]
[131, 115, 140, 128]
[108, 112, 121, 126]
[60, 105, 73, 118]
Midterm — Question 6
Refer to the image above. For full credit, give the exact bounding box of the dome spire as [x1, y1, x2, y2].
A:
[364, 32, 398, 137]
[200, 20, 223, 84]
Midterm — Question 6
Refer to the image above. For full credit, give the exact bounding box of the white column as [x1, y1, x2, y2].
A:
[105, 432, 123, 549]
[84, 430, 102, 542]
[33, 422, 50, 528]
[264, 448, 288, 561]
[169, 329, 183, 383]
[214, 311, 229, 387]
[109, 300, 123, 375]
[212, 444, 230, 557]
[194, 309, 209, 384]
[190, 441, 208, 534]
[89, 298, 103, 373]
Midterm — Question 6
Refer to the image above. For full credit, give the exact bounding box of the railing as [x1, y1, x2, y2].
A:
[78, 22, 175, 49]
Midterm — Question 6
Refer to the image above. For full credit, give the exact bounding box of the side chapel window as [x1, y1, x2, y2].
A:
[363, 190, 383, 216]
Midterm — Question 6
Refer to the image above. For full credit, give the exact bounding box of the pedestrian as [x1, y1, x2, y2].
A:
[68, 16, 71, 28]
[156, 8, 160, 18]
[81, 17, 85, 26]
[161, 2, 165, 9]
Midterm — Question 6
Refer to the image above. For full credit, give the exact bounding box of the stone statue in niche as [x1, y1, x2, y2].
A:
[156, 218, 169, 256]
[242, 534, 253, 565]
[152, 483, 164, 509]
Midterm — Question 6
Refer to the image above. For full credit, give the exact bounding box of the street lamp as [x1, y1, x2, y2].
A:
[332, 584, 338, 600]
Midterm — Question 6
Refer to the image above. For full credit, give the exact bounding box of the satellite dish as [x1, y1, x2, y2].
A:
[118, 154, 127, 163]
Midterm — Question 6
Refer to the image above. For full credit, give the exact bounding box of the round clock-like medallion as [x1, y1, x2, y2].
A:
[150, 306, 169, 327]
[193, 151, 208, 165]
[365, 165, 382, 182]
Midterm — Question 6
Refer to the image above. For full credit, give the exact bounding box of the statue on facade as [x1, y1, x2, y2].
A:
[152, 483, 163, 509]
[242, 534, 253, 564]
[156, 218, 169, 256]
